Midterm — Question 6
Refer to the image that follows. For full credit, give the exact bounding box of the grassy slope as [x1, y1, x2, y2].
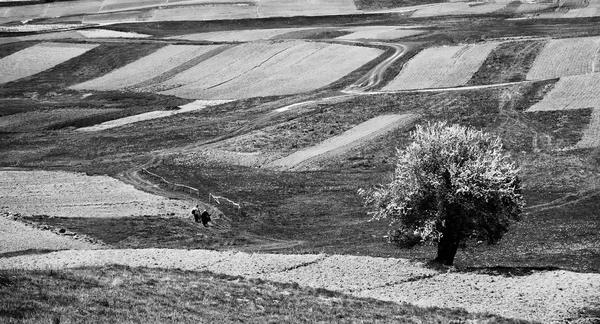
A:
[0, 266, 530, 324]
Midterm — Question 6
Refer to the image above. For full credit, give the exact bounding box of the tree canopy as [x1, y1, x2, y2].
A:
[359, 121, 524, 265]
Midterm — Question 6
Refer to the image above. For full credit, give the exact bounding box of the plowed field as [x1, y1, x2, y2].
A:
[159, 41, 383, 99]
[383, 42, 500, 91]
[0, 170, 190, 218]
[527, 73, 600, 111]
[70, 45, 222, 91]
[411, 2, 505, 17]
[526, 36, 600, 80]
[166, 28, 311, 42]
[0, 42, 98, 85]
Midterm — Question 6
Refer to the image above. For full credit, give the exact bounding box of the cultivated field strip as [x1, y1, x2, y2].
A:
[0, 109, 120, 132]
[256, 0, 358, 17]
[335, 26, 425, 40]
[70, 45, 222, 91]
[266, 114, 418, 171]
[526, 36, 600, 80]
[0, 216, 99, 254]
[411, 2, 505, 17]
[527, 73, 600, 111]
[577, 108, 600, 148]
[383, 42, 500, 91]
[0, 248, 598, 323]
[76, 29, 151, 38]
[563, 0, 600, 17]
[44, 0, 104, 18]
[166, 28, 312, 42]
[0, 170, 190, 218]
[78, 100, 232, 132]
[0, 42, 98, 85]
[99, 0, 167, 12]
[159, 41, 382, 99]
[151, 5, 256, 21]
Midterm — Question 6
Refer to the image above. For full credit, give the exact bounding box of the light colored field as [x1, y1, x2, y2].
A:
[0, 215, 100, 254]
[166, 28, 312, 42]
[383, 42, 500, 91]
[0, 170, 190, 218]
[160, 41, 383, 99]
[0, 108, 120, 132]
[266, 114, 419, 171]
[77, 28, 151, 38]
[0, 42, 98, 85]
[526, 36, 600, 80]
[528, 73, 600, 111]
[99, 0, 167, 12]
[44, 0, 104, 17]
[82, 8, 156, 23]
[3, 3, 46, 19]
[563, 0, 600, 17]
[336, 26, 425, 40]
[152, 5, 256, 21]
[411, 2, 505, 17]
[71, 45, 222, 91]
[257, 0, 357, 17]
[78, 100, 232, 132]
[1, 249, 598, 323]
[0, 23, 83, 33]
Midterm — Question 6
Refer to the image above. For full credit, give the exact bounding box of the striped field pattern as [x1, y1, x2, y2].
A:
[526, 36, 600, 80]
[382, 42, 501, 91]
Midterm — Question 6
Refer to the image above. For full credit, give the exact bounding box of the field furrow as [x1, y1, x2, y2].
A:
[383, 42, 500, 91]
[70, 45, 222, 91]
[527, 73, 600, 111]
[526, 36, 600, 80]
[0, 42, 99, 85]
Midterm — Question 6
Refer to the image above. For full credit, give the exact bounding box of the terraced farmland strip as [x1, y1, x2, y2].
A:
[468, 40, 547, 85]
[162, 41, 383, 99]
[44, 0, 103, 17]
[383, 42, 500, 91]
[266, 114, 418, 171]
[157, 41, 299, 95]
[0, 170, 190, 218]
[152, 4, 256, 21]
[83, 8, 156, 23]
[3, 3, 46, 20]
[166, 28, 311, 42]
[5, 43, 165, 90]
[257, 0, 358, 17]
[131, 45, 233, 91]
[411, 2, 504, 17]
[0, 42, 98, 85]
[99, 0, 167, 12]
[527, 73, 600, 111]
[526, 36, 600, 80]
[71, 45, 222, 91]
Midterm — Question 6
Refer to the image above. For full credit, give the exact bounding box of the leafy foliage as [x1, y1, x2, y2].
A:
[360, 121, 524, 265]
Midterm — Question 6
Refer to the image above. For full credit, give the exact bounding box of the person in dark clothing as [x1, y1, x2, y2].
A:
[201, 209, 211, 227]
[191, 205, 200, 223]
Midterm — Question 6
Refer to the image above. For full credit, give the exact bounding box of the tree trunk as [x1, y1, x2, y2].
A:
[434, 231, 461, 266]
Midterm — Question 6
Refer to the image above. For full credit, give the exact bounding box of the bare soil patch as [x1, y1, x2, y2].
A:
[0, 170, 191, 218]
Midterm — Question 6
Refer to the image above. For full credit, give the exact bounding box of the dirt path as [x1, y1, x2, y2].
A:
[0, 248, 598, 323]
[265, 113, 419, 171]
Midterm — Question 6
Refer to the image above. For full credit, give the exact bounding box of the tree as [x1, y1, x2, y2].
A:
[359, 121, 524, 266]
